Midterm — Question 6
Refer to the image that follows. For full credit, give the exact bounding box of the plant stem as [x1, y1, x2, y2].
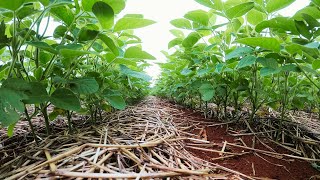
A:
[24, 107, 38, 144]
[41, 104, 51, 135]
[67, 110, 72, 133]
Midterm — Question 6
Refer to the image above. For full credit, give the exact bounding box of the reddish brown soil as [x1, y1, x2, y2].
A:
[165, 101, 320, 180]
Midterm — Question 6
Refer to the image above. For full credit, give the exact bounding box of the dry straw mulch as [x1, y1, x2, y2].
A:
[0, 97, 249, 180]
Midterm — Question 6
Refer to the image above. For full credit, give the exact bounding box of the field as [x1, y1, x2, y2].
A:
[0, 0, 320, 179]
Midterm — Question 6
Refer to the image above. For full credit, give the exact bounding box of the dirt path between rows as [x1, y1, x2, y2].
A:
[0, 97, 319, 179]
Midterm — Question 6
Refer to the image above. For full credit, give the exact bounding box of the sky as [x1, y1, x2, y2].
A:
[122, 0, 311, 81]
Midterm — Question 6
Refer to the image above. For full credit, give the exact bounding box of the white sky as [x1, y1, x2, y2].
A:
[122, 0, 311, 81]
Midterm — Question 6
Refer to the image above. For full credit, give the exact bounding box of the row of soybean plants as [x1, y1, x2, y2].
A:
[155, 0, 320, 130]
[0, 0, 156, 138]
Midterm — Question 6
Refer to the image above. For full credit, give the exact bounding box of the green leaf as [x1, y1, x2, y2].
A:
[312, 60, 320, 70]
[295, 20, 312, 40]
[195, 0, 215, 9]
[50, 88, 81, 111]
[23, 82, 49, 104]
[114, 17, 156, 32]
[226, 47, 253, 60]
[313, 0, 320, 7]
[50, 5, 74, 26]
[82, 0, 126, 14]
[7, 124, 15, 137]
[266, 0, 295, 13]
[182, 32, 201, 48]
[181, 68, 192, 76]
[120, 65, 152, 81]
[293, 6, 320, 20]
[0, 88, 26, 127]
[59, 49, 91, 58]
[0, 0, 25, 11]
[237, 56, 256, 69]
[98, 34, 119, 56]
[69, 77, 99, 95]
[2, 78, 31, 91]
[225, 2, 254, 19]
[168, 38, 183, 49]
[170, 18, 192, 29]
[103, 90, 126, 110]
[92, 1, 114, 29]
[236, 37, 281, 52]
[53, 25, 67, 38]
[247, 9, 267, 25]
[26, 41, 58, 54]
[260, 67, 281, 76]
[124, 46, 156, 60]
[255, 17, 299, 34]
[78, 27, 99, 42]
[199, 83, 214, 101]
[257, 57, 279, 69]
[0, 21, 10, 50]
[170, 29, 185, 38]
[184, 10, 209, 26]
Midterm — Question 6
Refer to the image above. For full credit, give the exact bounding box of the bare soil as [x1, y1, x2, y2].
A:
[163, 100, 320, 180]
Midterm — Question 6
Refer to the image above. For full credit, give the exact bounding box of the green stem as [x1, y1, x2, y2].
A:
[24, 107, 38, 144]
[7, 11, 18, 78]
[41, 104, 51, 135]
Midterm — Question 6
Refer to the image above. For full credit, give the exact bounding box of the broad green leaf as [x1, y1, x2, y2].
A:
[69, 77, 99, 95]
[302, 14, 320, 30]
[281, 64, 300, 72]
[182, 32, 201, 48]
[112, 58, 138, 66]
[2, 78, 31, 91]
[26, 41, 58, 54]
[313, 60, 320, 70]
[260, 67, 281, 76]
[295, 20, 312, 40]
[103, 90, 126, 110]
[195, 0, 215, 9]
[168, 38, 183, 49]
[53, 25, 68, 38]
[170, 29, 185, 38]
[59, 49, 91, 58]
[92, 1, 114, 29]
[0, 88, 26, 127]
[99, 34, 119, 56]
[23, 82, 49, 104]
[0, 0, 25, 11]
[114, 17, 156, 32]
[257, 57, 279, 69]
[78, 27, 99, 42]
[50, 88, 81, 111]
[255, 17, 299, 34]
[225, 2, 254, 19]
[170, 18, 192, 29]
[236, 37, 281, 52]
[313, 0, 320, 7]
[82, 0, 125, 14]
[199, 83, 214, 101]
[237, 56, 256, 69]
[247, 9, 267, 25]
[50, 5, 74, 26]
[266, 0, 295, 13]
[293, 6, 320, 20]
[226, 47, 253, 60]
[124, 46, 156, 60]
[184, 10, 209, 26]
[124, 14, 144, 18]
[120, 65, 152, 81]
[181, 68, 192, 76]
